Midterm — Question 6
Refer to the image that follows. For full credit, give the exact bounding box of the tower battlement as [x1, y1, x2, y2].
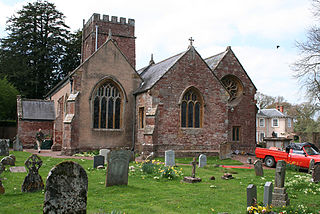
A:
[84, 13, 135, 28]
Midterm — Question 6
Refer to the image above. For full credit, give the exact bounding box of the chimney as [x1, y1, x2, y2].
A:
[276, 105, 284, 113]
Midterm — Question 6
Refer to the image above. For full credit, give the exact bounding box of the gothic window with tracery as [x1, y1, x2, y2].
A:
[181, 88, 203, 128]
[93, 81, 122, 129]
[221, 75, 243, 101]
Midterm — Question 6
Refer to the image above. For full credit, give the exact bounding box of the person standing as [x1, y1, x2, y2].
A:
[35, 128, 44, 153]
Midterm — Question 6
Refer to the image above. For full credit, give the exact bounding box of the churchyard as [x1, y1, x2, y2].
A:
[0, 151, 320, 213]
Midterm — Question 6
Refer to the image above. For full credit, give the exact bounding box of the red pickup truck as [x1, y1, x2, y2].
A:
[255, 142, 320, 168]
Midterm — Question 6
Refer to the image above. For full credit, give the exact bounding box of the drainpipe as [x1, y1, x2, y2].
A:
[95, 25, 98, 51]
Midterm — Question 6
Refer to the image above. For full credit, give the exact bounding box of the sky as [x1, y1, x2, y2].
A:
[0, 0, 315, 104]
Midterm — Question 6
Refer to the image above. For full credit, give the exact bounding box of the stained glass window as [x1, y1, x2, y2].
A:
[181, 88, 202, 128]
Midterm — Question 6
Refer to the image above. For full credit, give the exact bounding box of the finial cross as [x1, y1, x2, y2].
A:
[189, 37, 194, 46]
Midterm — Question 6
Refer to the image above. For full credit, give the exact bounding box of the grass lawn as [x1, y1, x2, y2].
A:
[0, 151, 319, 213]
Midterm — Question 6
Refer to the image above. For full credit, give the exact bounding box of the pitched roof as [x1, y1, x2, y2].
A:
[257, 109, 288, 118]
[204, 50, 228, 71]
[21, 100, 55, 120]
[135, 51, 186, 94]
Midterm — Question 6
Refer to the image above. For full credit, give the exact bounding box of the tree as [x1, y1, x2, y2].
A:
[0, 77, 19, 120]
[0, 0, 70, 98]
[292, 0, 320, 104]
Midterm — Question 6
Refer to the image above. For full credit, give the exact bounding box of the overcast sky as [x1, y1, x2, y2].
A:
[0, 0, 315, 104]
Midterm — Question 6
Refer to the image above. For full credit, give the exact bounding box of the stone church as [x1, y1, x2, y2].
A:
[17, 13, 257, 156]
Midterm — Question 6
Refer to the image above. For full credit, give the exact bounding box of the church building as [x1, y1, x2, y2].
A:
[17, 13, 257, 157]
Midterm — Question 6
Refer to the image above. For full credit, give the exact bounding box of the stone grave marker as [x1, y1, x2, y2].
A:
[263, 182, 273, 207]
[106, 150, 131, 187]
[0, 163, 4, 194]
[99, 149, 110, 163]
[309, 159, 315, 174]
[93, 155, 104, 168]
[198, 154, 207, 168]
[13, 136, 23, 151]
[0, 139, 9, 156]
[183, 157, 202, 183]
[312, 164, 320, 183]
[219, 142, 231, 160]
[254, 159, 264, 176]
[10, 166, 27, 173]
[0, 163, 4, 174]
[165, 150, 175, 166]
[43, 161, 88, 214]
[21, 154, 44, 192]
[1, 154, 16, 166]
[247, 184, 257, 207]
[272, 160, 290, 207]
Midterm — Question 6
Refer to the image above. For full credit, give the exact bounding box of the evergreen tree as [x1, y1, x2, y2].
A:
[0, 77, 19, 120]
[0, 0, 70, 98]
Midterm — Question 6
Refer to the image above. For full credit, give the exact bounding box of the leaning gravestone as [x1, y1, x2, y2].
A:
[106, 150, 131, 187]
[247, 184, 257, 207]
[272, 160, 290, 207]
[309, 159, 315, 174]
[93, 155, 104, 168]
[99, 149, 110, 163]
[21, 154, 44, 192]
[254, 159, 264, 176]
[165, 150, 175, 167]
[43, 161, 88, 214]
[198, 154, 207, 168]
[0, 139, 9, 156]
[263, 182, 273, 207]
[312, 164, 320, 183]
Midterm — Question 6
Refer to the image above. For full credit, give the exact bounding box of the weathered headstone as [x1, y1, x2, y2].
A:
[272, 160, 290, 207]
[99, 149, 110, 163]
[13, 136, 23, 151]
[0, 139, 9, 156]
[21, 154, 44, 192]
[247, 184, 257, 207]
[183, 157, 202, 183]
[198, 154, 207, 168]
[43, 161, 88, 214]
[312, 164, 320, 183]
[309, 159, 315, 174]
[93, 155, 104, 168]
[0, 163, 4, 194]
[1, 155, 16, 166]
[165, 150, 175, 167]
[254, 159, 264, 176]
[263, 182, 273, 207]
[219, 142, 231, 160]
[106, 150, 131, 187]
[0, 163, 4, 174]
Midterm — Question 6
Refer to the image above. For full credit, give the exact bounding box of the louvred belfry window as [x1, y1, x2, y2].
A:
[181, 89, 203, 128]
[93, 81, 122, 129]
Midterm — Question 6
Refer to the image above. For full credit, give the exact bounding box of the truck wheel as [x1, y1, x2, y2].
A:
[264, 156, 275, 167]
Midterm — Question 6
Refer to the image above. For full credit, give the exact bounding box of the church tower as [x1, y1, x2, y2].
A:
[81, 13, 136, 68]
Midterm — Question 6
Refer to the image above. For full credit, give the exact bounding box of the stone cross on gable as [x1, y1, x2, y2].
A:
[189, 37, 194, 46]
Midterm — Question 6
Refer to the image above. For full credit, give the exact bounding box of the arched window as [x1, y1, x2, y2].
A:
[221, 75, 243, 102]
[181, 88, 203, 128]
[93, 81, 122, 129]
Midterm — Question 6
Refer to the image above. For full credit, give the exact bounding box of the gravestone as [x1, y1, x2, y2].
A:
[263, 182, 273, 207]
[198, 154, 207, 168]
[254, 159, 264, 176]
[93, 155, 104, 168]
[10, 166, 27, 173]
[1, 155, 16, 166]
[13, 136, 23, 151]
[165, 150, 175, 167]
[21, 154, 44, 192]
[0, 163, 4, 174]
[272, 160, 290, 207]
[219, 142, 231, 160]
[247, 184, 257, 207]
[309, 159, 315, 174]
[312, 164, 320, 183]
[43, 161, 88, 214]
[183, 157, 202, 183]
[106, 150, 131, 187]
[0, 139, 9, 156]
[0, 163, 4, 194]
[99, 149, 110, 163]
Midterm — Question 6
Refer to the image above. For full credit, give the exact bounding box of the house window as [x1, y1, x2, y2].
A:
[232, 126, 240, 141]
[93, 81, 122, 129]
[139, 107, 144, 129]
[288, 118, 292, 128]
[259, 132, 265, 142]
[272, 118, 279, 127]
[181, 88, 203, 128]
[259, 118, 265, 127]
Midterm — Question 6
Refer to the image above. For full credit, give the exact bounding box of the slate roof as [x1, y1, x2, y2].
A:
[135, 51, 186, 93]
[204, 50, 228, 70]
[21, 100, 55, 120]
[257, 109, 288, 118]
